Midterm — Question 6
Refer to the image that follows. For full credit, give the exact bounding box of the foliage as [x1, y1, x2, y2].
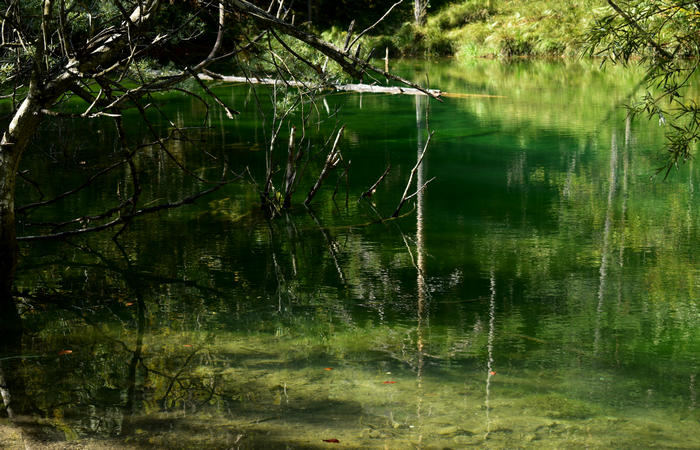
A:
[585, 0, 700, 175]
[364, 0, 604, 58]
[433, 1, 495, 29]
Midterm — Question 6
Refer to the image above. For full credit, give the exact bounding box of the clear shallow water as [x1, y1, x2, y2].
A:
[2, 59, 699, 448]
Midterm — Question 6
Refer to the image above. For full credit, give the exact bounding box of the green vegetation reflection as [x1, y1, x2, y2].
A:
[3, 59, 700, 448]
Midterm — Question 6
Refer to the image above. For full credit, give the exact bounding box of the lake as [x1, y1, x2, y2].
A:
[2, 59, 699, 448]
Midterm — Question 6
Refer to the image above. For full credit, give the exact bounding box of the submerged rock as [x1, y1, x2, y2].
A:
[436, 425, 474, 437]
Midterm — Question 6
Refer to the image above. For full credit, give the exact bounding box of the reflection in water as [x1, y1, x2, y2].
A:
[308, 208, 346, 284]
[688, 159, 694, 237]
[113, 242, 147, 436]
[619, 115, 630, 268]
[0, 293, 27, 426]
[4, 60, 700, 448]
[595, 130, 618, 353]
[484, 268, 496, 438]
[415, 93, 427, 447]
[0, 334, 20, 421]
[691, 374, 697, 411]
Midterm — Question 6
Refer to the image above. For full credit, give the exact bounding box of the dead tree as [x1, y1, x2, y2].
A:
[0, 0, 434, 310]
[415, 0, 429, 25]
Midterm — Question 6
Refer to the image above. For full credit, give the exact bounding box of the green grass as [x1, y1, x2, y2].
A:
[366, 0, 608, 59]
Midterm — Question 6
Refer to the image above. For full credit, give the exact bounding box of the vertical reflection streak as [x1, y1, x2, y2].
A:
[595, 131, 618, 353]
[619, 116, 630, 268]
[0, 362, 15, 420]
[485, 268, 496, 438]
[614, 117, 631, 366]
[690, 374, 697, 411]
[687, 160, 694, 237]
[415, 94, 427, 447]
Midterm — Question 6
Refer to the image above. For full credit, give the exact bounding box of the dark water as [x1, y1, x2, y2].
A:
[2, 59, 699, 448]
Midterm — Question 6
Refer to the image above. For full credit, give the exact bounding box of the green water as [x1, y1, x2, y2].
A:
[2, 59, 699, 448]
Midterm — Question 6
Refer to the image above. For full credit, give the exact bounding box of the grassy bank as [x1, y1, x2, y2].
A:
[364, 0, 606, 59]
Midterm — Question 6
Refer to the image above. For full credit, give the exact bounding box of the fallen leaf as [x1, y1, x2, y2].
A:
[322, 438, 340, 443]
[490, 371, 496, 375]
[324, 367, 333, 371]
[58, 350, 73, 355]
[383, 381, 396, 384]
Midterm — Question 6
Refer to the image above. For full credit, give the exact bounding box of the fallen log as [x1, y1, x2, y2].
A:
[197, 74, 442, 98]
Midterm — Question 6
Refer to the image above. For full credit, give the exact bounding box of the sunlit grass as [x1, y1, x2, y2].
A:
[368, 0, 607, 58]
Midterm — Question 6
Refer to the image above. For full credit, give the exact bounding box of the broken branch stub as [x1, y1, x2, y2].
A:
[283, 126, 301, 208]
[304, 126, 345, 206]
[392, 131, 434, 217]
[361, 164, 391, 199]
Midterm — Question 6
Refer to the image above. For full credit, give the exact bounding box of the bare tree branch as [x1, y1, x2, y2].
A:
[393, 131, 433, 217]
[361, 164, 391, 199]
[347, 0, 403, 52]
[17, 161, 127, 213]
[304, 125, 344, 206]
[17, 182, 230, 242]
